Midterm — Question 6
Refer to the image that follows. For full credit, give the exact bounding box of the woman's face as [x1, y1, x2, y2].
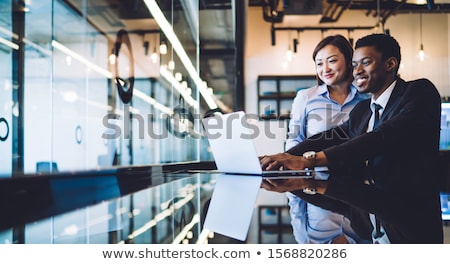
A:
[314, 44, 349, 86]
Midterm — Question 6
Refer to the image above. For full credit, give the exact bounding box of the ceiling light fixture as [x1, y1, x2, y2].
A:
[151, 34, 158, 63]
[418, 12, 425, 62]
[151, 47, 158, 63]
[286, 31, 292, 62]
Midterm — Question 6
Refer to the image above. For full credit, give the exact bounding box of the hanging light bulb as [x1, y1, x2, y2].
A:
[286, 31, 293, 62]
[418, 12, 425, 62]
[168, 59, 175, 70]
[174, 72, 182, 81]
[150, 34, 158, 63]
[286, 47, 293, 62]
[418, 44, 425, 62]
[150, 48, 158, 63]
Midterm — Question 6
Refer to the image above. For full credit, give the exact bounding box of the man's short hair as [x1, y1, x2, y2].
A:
[355, 33, 401, 73]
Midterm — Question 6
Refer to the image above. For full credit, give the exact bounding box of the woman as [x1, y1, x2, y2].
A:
[286, 35, 369, 244]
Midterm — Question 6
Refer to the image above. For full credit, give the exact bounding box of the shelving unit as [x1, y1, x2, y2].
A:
[257, 75, 317, 119]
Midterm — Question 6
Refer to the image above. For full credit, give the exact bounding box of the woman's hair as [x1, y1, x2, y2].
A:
[312, 34, 354, 85]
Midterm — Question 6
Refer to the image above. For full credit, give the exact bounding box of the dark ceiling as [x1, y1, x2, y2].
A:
[200, 0, 450, 111]
[53, 0, 450, 112]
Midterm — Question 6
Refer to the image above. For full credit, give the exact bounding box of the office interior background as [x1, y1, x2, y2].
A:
[0, 0, 450, 244]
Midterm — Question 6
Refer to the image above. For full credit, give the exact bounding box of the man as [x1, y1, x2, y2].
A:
[260, 33, 444, 243]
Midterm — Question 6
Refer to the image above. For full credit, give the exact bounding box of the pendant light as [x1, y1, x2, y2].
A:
[286, 31, 293, 62]
[418, 12, 425, 62]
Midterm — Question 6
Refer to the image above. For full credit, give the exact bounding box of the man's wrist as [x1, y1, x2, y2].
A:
[315, 151, 327, 167]
[302, 151, 316, 169]
[302, 178, 317, 195]
[302, 179, 328, 195]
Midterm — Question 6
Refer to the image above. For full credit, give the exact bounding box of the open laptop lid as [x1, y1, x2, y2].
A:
[202, 111, 314, 178]
[202, 111, 265, 175]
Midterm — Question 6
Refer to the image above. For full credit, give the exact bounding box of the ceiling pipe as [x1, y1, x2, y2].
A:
[270, 20, 385, 46]
[270, 23, 382, 47]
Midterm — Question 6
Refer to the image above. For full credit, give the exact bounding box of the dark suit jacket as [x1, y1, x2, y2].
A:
[288, 78, 444, 243]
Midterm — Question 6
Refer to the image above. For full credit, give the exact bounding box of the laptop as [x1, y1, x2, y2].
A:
[201, 111, 314, 179]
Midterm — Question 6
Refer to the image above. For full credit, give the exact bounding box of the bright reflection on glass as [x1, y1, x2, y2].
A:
[160, 41, 167, 55]
[168, 60, 175, 70]
[133, 89, 173, 114]
[51, 40, 113, 78]
[172, 214, 200, 244]
[23, 38, 52, 56]
[160, 66, 197, 107]
[174, 72, 182, 81]
[0, 36, 19, 50]
[62, 91, 78, 103]
[63, 224, 79, 236]
[65, 55, 72, 66]
[143, 0, 217, 109]
[109, 54, 116, 65]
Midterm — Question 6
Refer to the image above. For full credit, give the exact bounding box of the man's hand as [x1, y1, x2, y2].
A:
[259, 152, 308, 171]
[260, 178, 310, 193]
[261, 178, 328, 194]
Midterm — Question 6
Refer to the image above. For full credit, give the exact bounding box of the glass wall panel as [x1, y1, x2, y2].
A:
[0, 0, 12, 177]
[0, 0, 219, 243]
[0, 0, 209, 173]
[0, 0, 222, 246]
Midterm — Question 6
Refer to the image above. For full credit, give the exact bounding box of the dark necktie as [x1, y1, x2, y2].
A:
[373, 103, 382, 129]
[371, 103, 384, 239]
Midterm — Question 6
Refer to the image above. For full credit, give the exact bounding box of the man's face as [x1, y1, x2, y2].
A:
[352, 46, 390, 96]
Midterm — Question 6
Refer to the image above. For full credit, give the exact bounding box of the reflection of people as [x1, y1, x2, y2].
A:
[261, 33, 444, 243]
[286, 35, 369, 244]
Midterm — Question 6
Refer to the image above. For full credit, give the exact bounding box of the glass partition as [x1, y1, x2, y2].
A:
[0, 1, 12, 177]
[0, 0, 217, 177]
[0, 0, 221, 245]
